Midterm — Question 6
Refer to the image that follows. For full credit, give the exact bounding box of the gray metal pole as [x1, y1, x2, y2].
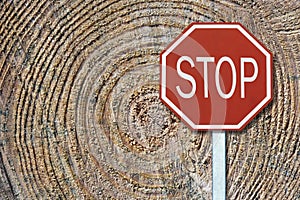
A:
[212, 131, 226, 200]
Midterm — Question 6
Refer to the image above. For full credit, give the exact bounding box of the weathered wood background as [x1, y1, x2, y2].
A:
[0, 0, 299, 199]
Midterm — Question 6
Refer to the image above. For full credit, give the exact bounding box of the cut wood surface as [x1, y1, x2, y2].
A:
[0, 0, 299, 199]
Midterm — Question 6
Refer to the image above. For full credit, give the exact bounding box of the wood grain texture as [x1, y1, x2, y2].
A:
[0, 0, 299, 199]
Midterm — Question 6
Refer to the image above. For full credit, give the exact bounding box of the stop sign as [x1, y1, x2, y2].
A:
[160, 23, 272, 130]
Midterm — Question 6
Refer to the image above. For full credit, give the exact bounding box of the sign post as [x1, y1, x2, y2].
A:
[212, 131, 226, 200]
[160, 22, 272, 199]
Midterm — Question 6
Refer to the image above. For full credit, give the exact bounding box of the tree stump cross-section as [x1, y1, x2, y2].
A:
[0, 0, 299, 199]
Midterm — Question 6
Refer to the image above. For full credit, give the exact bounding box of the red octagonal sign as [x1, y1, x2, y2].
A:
[160, 23, 272, 130]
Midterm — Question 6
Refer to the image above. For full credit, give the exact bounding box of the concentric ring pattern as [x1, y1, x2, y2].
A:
[0, 0, 299, 199]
